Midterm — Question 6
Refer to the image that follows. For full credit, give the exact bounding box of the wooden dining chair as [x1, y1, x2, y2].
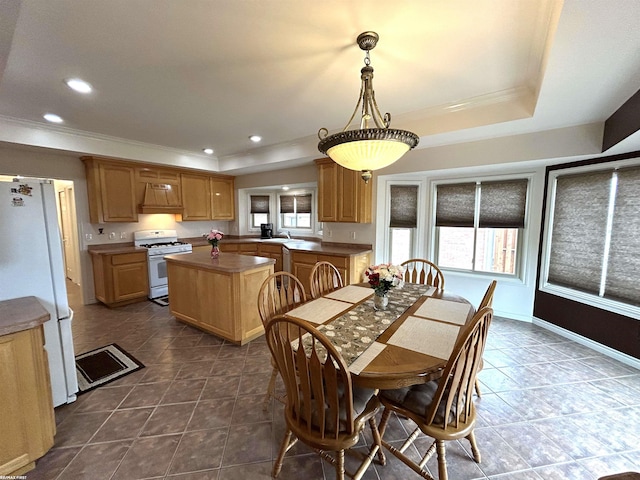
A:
[310, 261, 344, 299]
[401, 259, 445, 289]
[257, 272, 307, 410]
[377, 306, 493, 480]
[266, 315, 384, 480]
[474, 280, 497, 397]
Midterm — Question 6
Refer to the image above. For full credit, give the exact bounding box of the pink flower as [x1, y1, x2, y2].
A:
[205, 229, 224, 245]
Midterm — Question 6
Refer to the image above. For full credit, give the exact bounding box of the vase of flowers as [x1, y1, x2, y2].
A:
[364, 263, 405, 311]
[205, 229, 224, 258]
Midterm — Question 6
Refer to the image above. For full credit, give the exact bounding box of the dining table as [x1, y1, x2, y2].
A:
[284, 282, 475, 390]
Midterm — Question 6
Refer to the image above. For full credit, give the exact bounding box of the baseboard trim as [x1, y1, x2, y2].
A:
[532, 317, 640, 370]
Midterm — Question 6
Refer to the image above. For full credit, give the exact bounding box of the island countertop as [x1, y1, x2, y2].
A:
[164, 250, 275, 273]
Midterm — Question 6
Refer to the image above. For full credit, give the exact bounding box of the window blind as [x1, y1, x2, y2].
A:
[389, 185, 418, 228]
[547, 171, 611, 294]
[250, 195, 270, 214]
[605, 166, 640, 305]
[479, 180, 528, 228]
[435, 183, 476, 227]
[296, 194, 312, 214]
[280, 195, 295, 214]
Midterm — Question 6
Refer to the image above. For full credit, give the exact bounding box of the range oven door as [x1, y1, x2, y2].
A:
[147, 252, 190, 299]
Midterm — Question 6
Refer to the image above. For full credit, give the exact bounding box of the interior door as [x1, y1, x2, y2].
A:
[58, 189, 75, 280]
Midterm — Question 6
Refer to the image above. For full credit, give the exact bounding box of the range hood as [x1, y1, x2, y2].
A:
[139, 182, 183, 214]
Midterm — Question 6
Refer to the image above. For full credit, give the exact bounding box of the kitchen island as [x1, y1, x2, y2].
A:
[165, 250, 275, 344]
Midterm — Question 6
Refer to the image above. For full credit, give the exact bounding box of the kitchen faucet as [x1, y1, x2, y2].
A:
[282, 230, 291, 239]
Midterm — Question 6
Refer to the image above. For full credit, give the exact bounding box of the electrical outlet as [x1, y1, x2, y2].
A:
[327, 230, 332, 238]
[120, 232, 127, 240]
[85, 233, 92, 241]
[108, 232, 116, 240]
[350, 231, 356, 240]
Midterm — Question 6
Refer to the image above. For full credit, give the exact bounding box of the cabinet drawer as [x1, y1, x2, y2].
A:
[111, 252, 147, 265]
[292, 252, 318, 265]
[317, 255, 348, 268]
[238, 243, 259, 253]
[259, 244, 283, 254]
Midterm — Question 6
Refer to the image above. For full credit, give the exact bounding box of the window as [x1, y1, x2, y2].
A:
[280, 194, 312, 229]
[250, 195, 270, 228]
[389, 185, 418, 264]
[543, 164, 640, 309]
[435, 179, 528, 275]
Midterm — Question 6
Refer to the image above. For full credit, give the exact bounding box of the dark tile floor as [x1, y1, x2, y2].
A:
[26, 281, 640, 479]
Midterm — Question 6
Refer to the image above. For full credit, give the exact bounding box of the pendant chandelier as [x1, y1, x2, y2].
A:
[318, 31, 419, 183]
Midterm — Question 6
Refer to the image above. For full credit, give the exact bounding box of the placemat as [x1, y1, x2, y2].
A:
[286, 297, 352, 324]
[349, 342, 386, 375]
[325, 285, 373, 304]
[387, 316, 461, 360]
[413, 297, 471, 325]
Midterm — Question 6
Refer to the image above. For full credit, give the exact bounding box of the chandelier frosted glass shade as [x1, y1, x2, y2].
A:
[317, 31, 419, 182]
[318, 128, 419, 172]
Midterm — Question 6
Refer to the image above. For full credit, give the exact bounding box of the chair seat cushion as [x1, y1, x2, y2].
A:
[381, 381, 453, 426]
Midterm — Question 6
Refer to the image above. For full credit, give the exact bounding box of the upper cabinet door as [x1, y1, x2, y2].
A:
[83, 157, 138, 223]
[181, 173, 212, 221]
[316, 159, 338, 222]
[315, 158, 372, 223]
[210, 177, 235, 220]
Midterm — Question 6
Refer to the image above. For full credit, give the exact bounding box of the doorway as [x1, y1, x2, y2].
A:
[54, 180, 82, 304]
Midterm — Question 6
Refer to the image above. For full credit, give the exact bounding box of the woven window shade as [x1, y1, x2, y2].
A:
[548, 171, 612, 294]
[250, 195, 270, 214]
[479, 180, 528, 228]
[390, 185, 418, 228]
[435, 183, 476, 227]
[605, 166, 640, 305]
[296, 194, 312, 214]
[280, 195, 295, 214]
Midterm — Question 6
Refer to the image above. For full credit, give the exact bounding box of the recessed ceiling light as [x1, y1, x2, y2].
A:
[203, 148, 214, 155]
[65, 78, 93, 94]
[249, 135, 262, 143]
[282, 186, 290, 191]
[43, 113, 64, 123]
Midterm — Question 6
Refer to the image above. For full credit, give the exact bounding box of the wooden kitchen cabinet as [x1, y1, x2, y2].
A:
[90, 251, 149, 307]
[315, 158, 372, 223]
[0, 322, 55, 476]
[180, 174, 235, 221]
[180, 173, 212, 221]
[291, 250, 371, 296]
[258, 243, 283, 272]
[211, 177, 235, 220]
[83, 157, 138, 223]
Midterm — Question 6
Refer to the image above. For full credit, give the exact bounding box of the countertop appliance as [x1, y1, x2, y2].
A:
[134, 230, 192, 299]
[260, 223, 273, 239]
[0, 179, 78, 407]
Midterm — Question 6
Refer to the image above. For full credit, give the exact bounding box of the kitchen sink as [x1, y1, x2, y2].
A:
[262, 238, 306, 244]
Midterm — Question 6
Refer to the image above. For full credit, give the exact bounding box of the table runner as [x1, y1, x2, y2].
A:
[318, 283, 437, 366]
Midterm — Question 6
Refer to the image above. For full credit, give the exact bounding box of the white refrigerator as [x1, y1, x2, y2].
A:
[0, 179, 78, 407]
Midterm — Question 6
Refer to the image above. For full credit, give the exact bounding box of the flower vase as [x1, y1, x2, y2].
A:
[210, 245, 220, 258]
[373, 292, 389, 311]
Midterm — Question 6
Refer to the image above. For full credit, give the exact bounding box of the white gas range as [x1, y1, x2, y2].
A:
[134, 229, 192, 299]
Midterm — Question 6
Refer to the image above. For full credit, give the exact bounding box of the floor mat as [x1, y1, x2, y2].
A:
[151, 295, 169, 306]
[75, 343, 144, 394]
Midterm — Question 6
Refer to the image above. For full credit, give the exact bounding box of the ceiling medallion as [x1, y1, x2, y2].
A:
[318, 31, 419, 183]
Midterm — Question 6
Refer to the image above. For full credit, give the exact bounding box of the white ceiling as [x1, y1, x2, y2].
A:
[0, 0, 639, 175]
